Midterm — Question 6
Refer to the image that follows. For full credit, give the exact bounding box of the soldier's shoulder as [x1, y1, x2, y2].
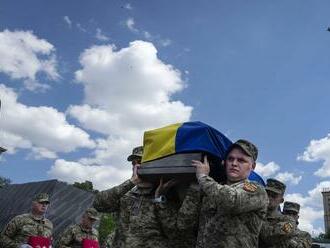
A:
[240, 180, 267, 195]
[43, 218, 53, 228]
[11, 213, 31, 222]
[92, 227, 99, 236]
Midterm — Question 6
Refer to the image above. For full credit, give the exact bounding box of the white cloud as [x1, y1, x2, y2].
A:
[124, 3, 132, 10]
[125, 18, 172, 47]
[126, 18, 138, 33]
[76, 23, 87, 33]
[159, 39, 172, 47]
[95, 28, 109, 41]
[52, 40, 192, 187]
[285, 180, 330, 236]
[298, 134, 330, 177]
[0, 29, 59, 91]
[0, 84, 95, 158]
[63, 16, 72, 28]
[275, 172, 302, 185]
[49, 159, 132, 190]
[255, 161, 280, 177]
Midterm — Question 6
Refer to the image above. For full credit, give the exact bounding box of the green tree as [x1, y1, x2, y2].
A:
[98, 213, 116, 246]
[73, 180, 98, 193]
[0, 175, 11, 188]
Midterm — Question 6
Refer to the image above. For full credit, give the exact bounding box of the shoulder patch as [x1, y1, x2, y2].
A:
[282, 222, 293, 233]
[243, 181, 258, 192]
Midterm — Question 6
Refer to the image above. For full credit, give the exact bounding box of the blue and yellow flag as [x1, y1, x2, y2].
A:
[142, 121, 265, 185]
[142, 121, 232, 163]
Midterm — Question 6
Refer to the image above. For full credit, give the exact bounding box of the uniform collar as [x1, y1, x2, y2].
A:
[79, 223, 93, 233]
[29, 213, 45, 222]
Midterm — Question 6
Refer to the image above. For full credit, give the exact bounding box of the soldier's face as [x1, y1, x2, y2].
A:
[32, 201, 49, 215]
[266, 190, 284, 210]
[225, 148, 254, 183]
[82, 214, 96, 229]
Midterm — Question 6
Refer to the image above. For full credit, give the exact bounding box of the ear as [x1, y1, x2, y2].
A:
[252, 161, 256, 170]
[280, 197, 284, 203]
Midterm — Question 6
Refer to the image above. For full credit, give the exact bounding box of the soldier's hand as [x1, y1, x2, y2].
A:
[192, 155, 210, 180]
[155, 178, 178, 198]
[130, 164, 142, 185]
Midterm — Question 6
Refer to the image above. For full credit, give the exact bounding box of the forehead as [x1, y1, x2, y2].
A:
[227, 147, 250, 158]
[266, 190, 282, 197]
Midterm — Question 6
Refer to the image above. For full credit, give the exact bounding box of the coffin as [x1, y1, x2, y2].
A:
[138, 121, 231, 182]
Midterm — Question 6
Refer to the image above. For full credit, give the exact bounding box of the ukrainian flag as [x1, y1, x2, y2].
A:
[142, 121, 232, 163]
[142, 121, 265, 185]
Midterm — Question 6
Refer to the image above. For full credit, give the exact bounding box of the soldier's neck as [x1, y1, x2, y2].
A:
[226, 178, 245, 185]
[31, 211, 44, 220]
[268, 208, 280, 216]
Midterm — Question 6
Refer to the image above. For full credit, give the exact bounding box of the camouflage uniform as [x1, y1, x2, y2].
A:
[288, 229, 312, 248]
[56, 207, 99, 248]
[0, 193, 53, 248]
[259, 210, 297, 248]
[156, 183, 202, 248]
[56, 224, 98, 248]
[283, 201, 312, 248]
[95, 179, 201, 248]
[196, 176, 268, 248]
[93, 179, 135, 247]
[259, 179, 297, 248]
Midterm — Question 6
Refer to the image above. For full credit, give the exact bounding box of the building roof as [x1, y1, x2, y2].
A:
[0, 179, 95, 240]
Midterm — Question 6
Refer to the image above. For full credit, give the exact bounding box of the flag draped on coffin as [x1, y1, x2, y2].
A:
[142, 121, 232, 163]
[142, 121, 265, 185]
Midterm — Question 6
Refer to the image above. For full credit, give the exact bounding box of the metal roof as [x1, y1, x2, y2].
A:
[0, 179, 95, 240]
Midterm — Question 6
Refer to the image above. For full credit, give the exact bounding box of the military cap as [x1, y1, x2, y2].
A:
[127, 146, 143, 161]
[229, 139, 258, 161]
[283, 201, 300, 214]
[265, 178, 286, 195]
[85, 207, 99, 220]
[33, 193, 50, 203]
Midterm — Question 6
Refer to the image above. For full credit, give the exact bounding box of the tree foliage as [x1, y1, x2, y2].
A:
[98, 213, 116, 246]
[73, 180, 98, 193]
[0, 175, 11, 188]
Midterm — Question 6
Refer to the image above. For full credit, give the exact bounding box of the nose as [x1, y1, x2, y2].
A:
[231, 158, 239, 167]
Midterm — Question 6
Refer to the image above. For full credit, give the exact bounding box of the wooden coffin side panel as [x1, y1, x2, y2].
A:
[137, 153, 201, 182]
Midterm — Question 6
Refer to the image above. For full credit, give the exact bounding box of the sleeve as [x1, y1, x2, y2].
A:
[93, 179, 135, 213]
[259, 216, 297, 243]
[0, 216, 22, 248]
[198, 176, 268, 214]
[55, 226, 74, 248]
[156, 183, 201, 240]
[288, 230, 312, 248]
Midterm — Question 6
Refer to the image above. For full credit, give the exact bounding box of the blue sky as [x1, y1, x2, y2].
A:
[1, 0, 330, 235]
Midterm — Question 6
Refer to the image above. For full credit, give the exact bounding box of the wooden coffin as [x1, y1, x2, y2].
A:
[138, 153, 226, 183]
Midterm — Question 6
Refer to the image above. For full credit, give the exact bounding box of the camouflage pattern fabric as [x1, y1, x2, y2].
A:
[94, 179, 203, 248]
[288, 229, 312, 248]
[259, 211, 297, 248]
[103, 231, 115, 248]
[0, 213, 53, 248]
[55, 223, 98, 248]
[93, 179, 135, 248]
[156, 183, 202, 248]
[196, 176, 268, 248]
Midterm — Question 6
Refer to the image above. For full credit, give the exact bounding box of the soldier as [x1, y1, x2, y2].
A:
[282, 201, 312, 248]
[98, 146, 143, 248]
[94, 146, 200, 248]
[192, 139, 268, 248]
[259, 179, 297, 248]
[0, 193, 53, 248]
[56, 208, 99, 248]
